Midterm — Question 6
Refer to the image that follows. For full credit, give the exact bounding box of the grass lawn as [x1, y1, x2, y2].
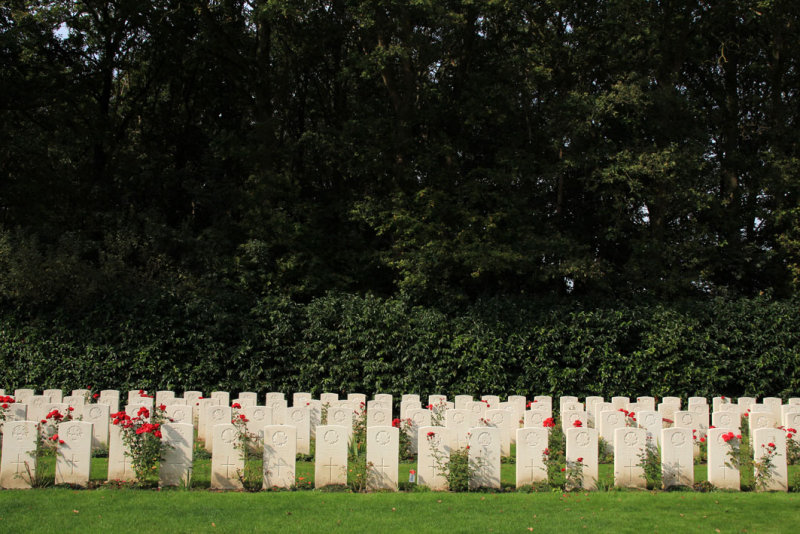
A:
[1, 456, 799, 532]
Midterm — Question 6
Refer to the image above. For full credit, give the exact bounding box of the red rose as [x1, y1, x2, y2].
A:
[426, 431, 435, 438]
[159, 404, 167, 411]
[572, 420, 583, 428]
[93, 393, 99, 399]
[577, 457, 583, 463]
[542, 417, 555, 428]
[59, 439, 65, 444]
[232, 403, 241, 409]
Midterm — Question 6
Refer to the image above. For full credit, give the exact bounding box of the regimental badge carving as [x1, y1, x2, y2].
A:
[670, 431, 686, 447]
[252, 409, 265, 421]
[12, 424, 29, 441]
[720, 415, 731, 426]
[575, 431, 590, 447]
[89, 407, 102, 419]
[680, 414, 692, 425]
[374, 412, 386, 423]
[757, 416, 768, 427]
[609, 414, 620, 425]
[272, 431, 289, 448]
[453, 413, 465, 424]
[212, 408, 223, 419]
[643, 415, 655, 426]
[173, 409, 186, 421]
[323, 429, 339, 445]
[413, 413, 425, 424]
[428, 432, 441, 448]
[375, 430, 390, 446]
[333, 410, 346, 423]
[67, 425, 83, 441]
[291, 410, 304, 422]
[478, 431, 492, 446]
[493, 413, 504, 424]
[221, 428, 236, 444]
[525, 431, 540, 447]
[623, 431, 638, 446]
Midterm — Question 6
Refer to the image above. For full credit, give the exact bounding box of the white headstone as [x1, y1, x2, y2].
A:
[485, 409, 513, 456]
[748, 411, 778, 434]
[82, 403, 110, 449]
[417, 426, 450, 490]
[196, 398, 221, 438]
[238, 392, 258, 403]
[592, 402, 613, 430]
[469, 427, 501, 489]
[598, 410, 626, 446]
[428, 394, 447, 407]
[55, 421, 92, 487]
[482, 395, 501, 408]
[0, 421, 38, 489]
[524, 406, 552, 428]
[613, 427, 647, 488]
[263, 425, 296, 489]
[232, 398, 256, 408]
[266, 399, 288, 425]
[242, 405, 268, 448]
[292, 392, 312, 406]
[108, 423, 135, 481]
[347, 393, 367, 409]
[465, 400, 487, 420]
[44, 389, 63, 404]
[400, 400, 422, 420]
[446, 409, 476, 450]
[406, 408, 431, 454]
[26, 395, 49, 425]
[636, 410, 662, 446]
[211, 423, 244, 490]
[561, 410, 588, 434]
[315, 425, 348, 488]
[160, 423, 193, 487]
[401, 394, 420, 404]
[204, 405, 233, 452]
[265, 392, 285, 405]
[636, 396, 656, 411]
[210, 391, 230, 406]
[661, 427, 693, 488]
[13, 389, 34, 405]
[688, 396, 707, 407]
[97, 392, 120, 415]
[320, 393, 338, 405]
[565, 427, 598, 490]
[658, 402, 678, 426]
[585, 396, 604, 425]
[455, 395, 474, 410]
[367, 426, 399, 491]
[737, 397, 756, 411]
[712, 411, 741, 434]
[516, 428, 548, 487]
[287, 406, 311, 455]
[707, 428, 740, 490]
[752, 427, 788, 491]
[307, 399, 321, 438]
[610, 396, 630, 410]
[165, 404, 193, 425]
[327, 406, 354, 442]
[156, 391, 176, 405]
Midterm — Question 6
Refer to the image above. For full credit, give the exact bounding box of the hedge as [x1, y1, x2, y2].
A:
[1, 293, 798, 400]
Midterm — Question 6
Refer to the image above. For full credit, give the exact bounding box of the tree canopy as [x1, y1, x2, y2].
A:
[2, 0, 799, 309]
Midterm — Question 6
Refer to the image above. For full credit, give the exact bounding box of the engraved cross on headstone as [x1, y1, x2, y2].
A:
[221, 456, 238, 478]
[12, 453, 29, 474]
[323, 457, 337, 482]
[524, 458, 538, 481]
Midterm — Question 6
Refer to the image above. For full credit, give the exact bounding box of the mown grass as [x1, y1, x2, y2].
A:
[1, 488, 799, 533]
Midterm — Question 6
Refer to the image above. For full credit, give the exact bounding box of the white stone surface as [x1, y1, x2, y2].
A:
[13, 389, 34, 405]
[366, 402, 392, 428]
[661, 428, 693, 488]
[266, 399, 288, 425]
[613, 427, 647, 489]
[516, 428, 548, 487]
[752, 427, 788, 491]
[561, 410, 588, 433]
[44, 389, 63, 403]
[204, 405, 232, 452]
[211, 423, 244, 490]
[0, 421, 38, 489]
[636, 410, 662, 446]
[55, 421, 93, 487]
[565, 427, 598, 490]
[707, 428, 740, 490]
[263, 425, 296, 489]
[406, 408, 431, 454]
[598, 410, 626, 446]
[610, 397, 630, 410]
[455, 395, 474, 410]
[367, 426, 399, 491]
[374, 393, 393, 406]
[160, 423, 193, 487]
[156, 391, 176, 405]
[485, 408, 513, 456]
[469, 427, 501, 489]
[108, 423, 135, 482]
[315, 425, 348, 488]
[748, 411, 778, 434]
[165, 404, 193, 425]
[287, 406, 311, 455]
[82, 403, 110, 449]
[210, 391, 230, 406]
[292, 392, 312, 406]
[320, 393, 339, 405]
[417, 426, 450, 490]
[327, 405, 354, 442]
[712, 411, 741, 434]
[446, 409, 476, 450]
[636, 397, 656, 411]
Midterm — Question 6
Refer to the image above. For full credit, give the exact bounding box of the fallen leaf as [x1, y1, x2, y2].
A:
[72, 510, 79, 514]
[211, 523, 216, 528]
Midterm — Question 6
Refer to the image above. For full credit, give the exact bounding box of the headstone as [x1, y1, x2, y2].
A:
[366, 403, 392, 428]
[263, 425, 296, 489]
[43, 389, 63, 403]
[749, 411, 778, 434]
[613, 427, 647, 489]
[417, 426, 450, 490]
[0, 421, 38, 489]
[658, 402, 678, 426]
[598, 410, 626, 446]
[524, 406, 552, 428]
[347, 393, 367, 408]
[428, 394, 447, 407]
[661, 428, 694, 488]
[98, 392, 120, 415]
[242, 406, 269, 448]
[13, 389, 34, 405]
[54, 421, 92, 487]
[688, 396, 707, 407]
[533, 396, 552, 408]
[374, 393, 393, 406]
[469, 426, 501, 489]
[561, 410, 588, 434]
[26, 395, 49, 425]
[307, 400, 322, 438]
[183, 391, 202, 412]
[238, 392, 258, 403]
[292, 392, 312, 406]
[661, 396, 682, 408]
[752, 427, 788, 491]
[485, 409, 513, 456]
[466, 400, 487, 420]
[320, 393, 339, 405]
[712, 411, 741, 434]
[482, 395, 501, 408]
[108, 424, 135, 481]
[401, 394, 420, 404]
[636, 410, 662, 446]
[585, 396, 604, 425]
[211, 423, 244, 490]
[197, 398, 221, 438]
[204, 405, 233, 452]
[210, 391, 230, 406]
[780, 404, 800, 421]
[232, 397, 256, 408]
[327, 405, 354, 442]
[591, 402, 613, 429]
[610, 396, 629, 410]
[286, 406, 311, 455]
[82, 403, 110, 449]
[265, 392, 285, 405]
[0, 404, 27, 433]
[446, 409, 475, 450]
[707, 428, 739, 490]
[636, 396, 656, 411]
[367, 426, 399, 491]
[516, 428, 548, 487]
[400, 400, 422, 419]
[559, 396, 579, 413]
[712, 396, 733, 412]
[315, 425, 348, 488]
[160, 423, 193, 487]
[127, 396, 154, 409]
[266, 399, 288, 425]
[565, 427, 598, 490]
[406, 408, 432, 454]
[165, 404, 193, 425]
[454, 395, 474, 410]
[71, 389, 90, 400]
[156, 391, 176, 405]
[737, 397, 756, 411]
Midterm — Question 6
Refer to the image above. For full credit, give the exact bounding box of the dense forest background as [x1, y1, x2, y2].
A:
[1, 1, 799, 394]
